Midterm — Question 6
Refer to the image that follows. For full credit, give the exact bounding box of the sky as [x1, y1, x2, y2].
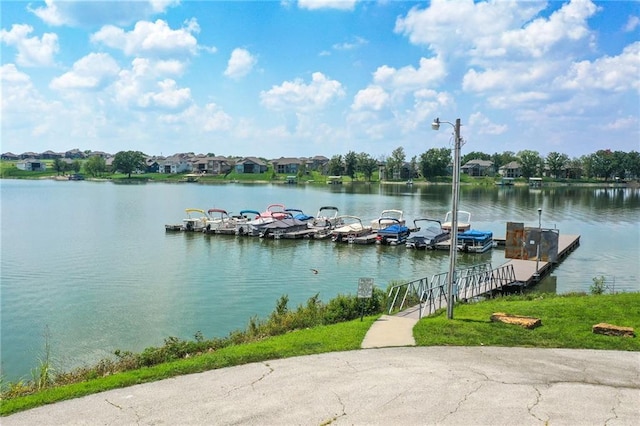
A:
[1, 0, 639, 160]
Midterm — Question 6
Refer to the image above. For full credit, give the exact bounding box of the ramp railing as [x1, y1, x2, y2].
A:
[387, 262, 517, 318]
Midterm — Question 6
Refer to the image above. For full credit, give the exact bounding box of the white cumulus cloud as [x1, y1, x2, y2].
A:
[224, 48, 257, 79]
[351, 86, 389, 111]
[260, 72, 345, 112]
[91, 19, 199, 58]
[297, 0, 357, 11]
[0, 24, 59, 67]
[50, 53, 120, 91]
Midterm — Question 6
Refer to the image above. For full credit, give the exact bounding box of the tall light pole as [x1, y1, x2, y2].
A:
[535, 207, 542, 278]
[432, 117, 462, 320]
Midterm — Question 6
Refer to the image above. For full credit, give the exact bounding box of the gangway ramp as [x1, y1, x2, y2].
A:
[387, 262, 516, 319]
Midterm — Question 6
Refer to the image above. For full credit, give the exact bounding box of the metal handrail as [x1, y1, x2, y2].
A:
[386, 263, 517, 319]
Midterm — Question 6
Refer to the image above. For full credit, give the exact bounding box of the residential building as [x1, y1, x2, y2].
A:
[461, 159, 494, 177]
[499, 161, 522, 178]
[235, 157, 268, 174]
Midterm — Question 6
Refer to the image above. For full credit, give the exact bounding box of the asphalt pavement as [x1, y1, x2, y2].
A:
[4, 346, 639, 425]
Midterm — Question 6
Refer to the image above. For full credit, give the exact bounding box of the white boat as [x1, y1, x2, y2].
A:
[370, 209, 405, 231]
[330, 215, 372, 243]
[308, 206, 342, 238]
[204, 208, 239, 234]
[457, 229, 493, 253]
[235, 210, 261, 236]
[182, 208, 210, 232]
[442, 210, 471, 232]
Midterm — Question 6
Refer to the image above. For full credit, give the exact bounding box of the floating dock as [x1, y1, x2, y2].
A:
[500, 234, 580, 286]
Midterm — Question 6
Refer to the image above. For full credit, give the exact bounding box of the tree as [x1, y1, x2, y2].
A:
[409, 155, 418, 179]
[580, 154, 594, 179]
[112, 150, 146, 178]
[84, 155, 106, 177]
[518, 150, 542, 179]
[356, 152, 378, 182]
[611, 150, 628, 180]
[491, 151, 517, 170]
[566, 157, 583, 179]
[327, 155, 343, 176]
[344, 151, 357, 179]
[385, 147, 405, 180]
[546, 152, 569, 178]
[71, 159, 82, 174]
[419, 147, 451, 179]
[624, 151, 640, 179]
[591, 149, 613, 180]
[52, 158, 67, 176]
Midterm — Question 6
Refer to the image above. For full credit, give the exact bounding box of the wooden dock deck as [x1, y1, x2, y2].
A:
[499, 234, 580, 285]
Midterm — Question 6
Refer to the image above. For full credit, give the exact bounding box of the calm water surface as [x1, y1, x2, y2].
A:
[1, 179, 638, 381]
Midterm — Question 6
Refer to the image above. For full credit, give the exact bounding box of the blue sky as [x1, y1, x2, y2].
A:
[1, 0, 638, 160]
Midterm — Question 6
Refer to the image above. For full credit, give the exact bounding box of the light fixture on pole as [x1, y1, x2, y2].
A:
[535, 207, 542, 278]
[431, 117, 462, 320]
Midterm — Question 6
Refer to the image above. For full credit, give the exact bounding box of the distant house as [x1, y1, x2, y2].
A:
[65, 149, 85, 159]
[145, 157, 160, 173]
[307, 155, 329, 172]
[20, 152, 39, 159]
[272, 157, 303, 175]
[461, 159, 494, 177]
[160, 155, 192, 174]
[235, 157, 268, 174]
[191, 156, 233, 175]
[41, 150, 62, 160]
[1, 152, 19, 160]
[16, 159, 47, 171]
[499, 161, 522, 178]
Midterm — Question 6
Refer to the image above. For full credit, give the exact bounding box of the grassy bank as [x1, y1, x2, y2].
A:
[414, 292, 639, 350]
[1, 292, 638, 416]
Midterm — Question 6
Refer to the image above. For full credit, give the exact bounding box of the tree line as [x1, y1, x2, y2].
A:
[325, 147, 640, 181]
[53, 148, 639, 181]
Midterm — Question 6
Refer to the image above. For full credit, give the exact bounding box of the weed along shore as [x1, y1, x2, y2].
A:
[1, 292, 638, 417]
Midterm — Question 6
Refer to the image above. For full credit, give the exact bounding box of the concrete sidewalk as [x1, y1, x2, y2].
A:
[4, 309, 640, 425]
[4, 347, 639, 425]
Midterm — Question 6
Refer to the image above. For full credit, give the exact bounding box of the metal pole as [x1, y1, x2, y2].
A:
[535, 207, 542, 277]
[446, 118, 461, 319]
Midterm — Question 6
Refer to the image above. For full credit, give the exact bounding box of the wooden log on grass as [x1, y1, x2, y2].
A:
[592, 323, 635, 338]
[490, 312, 541, 329]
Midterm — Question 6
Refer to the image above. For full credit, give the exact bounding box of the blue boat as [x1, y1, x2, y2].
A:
[375, 218, 410, 246]
[457, 229, 494, 253]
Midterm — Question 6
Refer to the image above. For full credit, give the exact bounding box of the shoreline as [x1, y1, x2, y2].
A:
[5, 175, 638, 188]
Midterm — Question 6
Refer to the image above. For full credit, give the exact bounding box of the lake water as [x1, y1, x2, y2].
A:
[1, 179, 638, 381]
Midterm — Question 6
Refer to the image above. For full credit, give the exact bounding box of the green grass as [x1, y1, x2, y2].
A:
[414, 293, 640, 350]
[0, 316, 376, 416]
[2, 293, 639, 417]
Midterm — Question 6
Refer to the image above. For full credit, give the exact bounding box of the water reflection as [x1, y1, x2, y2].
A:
[1, 180, 638, 382]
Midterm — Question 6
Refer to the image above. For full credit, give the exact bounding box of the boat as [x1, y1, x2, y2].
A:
[204, 208, 239, 234]
[258, 210, 314, 239]
[243, 204, 289, 236]
[405, 219, 450, 250]
[370, 209, 405, 231]
[457, 229, 494, 253]
[182, 208, 210, 232]
[330, 215, 373, 243]
[375, 218, 410, 246]
[285, 208, 314, 222]
[235, 210, 261, 236]
[308, 206, 342, 238]
[441, 210, 471, 232]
